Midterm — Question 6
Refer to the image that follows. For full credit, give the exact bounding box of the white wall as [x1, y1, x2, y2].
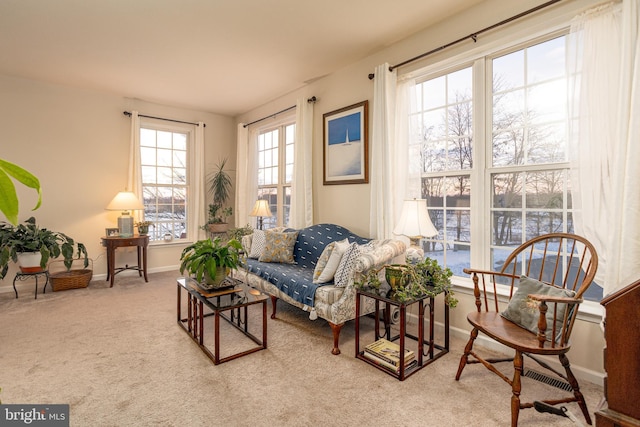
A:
[0, 74, 236, 288]
[235, 0, 607, 381]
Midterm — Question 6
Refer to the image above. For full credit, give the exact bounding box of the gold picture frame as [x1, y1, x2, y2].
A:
[323, 100, 369, 185]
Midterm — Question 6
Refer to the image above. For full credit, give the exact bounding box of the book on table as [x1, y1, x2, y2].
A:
[364, 338, 415, 367]
[362, 351, 418, 373]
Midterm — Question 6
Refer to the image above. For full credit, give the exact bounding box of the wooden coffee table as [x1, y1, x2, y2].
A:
[177, 276, 268, 364]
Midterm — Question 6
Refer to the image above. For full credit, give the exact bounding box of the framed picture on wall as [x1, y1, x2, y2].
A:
[323, 100, 369, 185]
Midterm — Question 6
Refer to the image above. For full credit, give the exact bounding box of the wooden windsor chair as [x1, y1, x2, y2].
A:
[454, 233, 598, 426]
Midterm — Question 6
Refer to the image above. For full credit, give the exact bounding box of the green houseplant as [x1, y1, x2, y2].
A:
[0, 158, 42, 226]
[204, 158, 233, 233]
[0, 216, 89, 280]
[179, 237, 242, 289]
[356, 258, 458, 308]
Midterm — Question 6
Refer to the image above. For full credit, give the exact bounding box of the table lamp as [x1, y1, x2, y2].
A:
[106, 191, 144, 237]
[249, 199, 273, 230]
[393, 198, 438, 264]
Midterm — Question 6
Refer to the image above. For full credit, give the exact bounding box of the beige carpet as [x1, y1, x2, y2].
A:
[0, 271, 603, 426]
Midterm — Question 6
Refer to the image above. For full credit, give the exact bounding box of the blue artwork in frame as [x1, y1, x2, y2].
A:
[323, 101, 368, 185]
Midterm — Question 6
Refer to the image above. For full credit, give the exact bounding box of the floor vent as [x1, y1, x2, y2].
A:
[523, 369, 572, 391]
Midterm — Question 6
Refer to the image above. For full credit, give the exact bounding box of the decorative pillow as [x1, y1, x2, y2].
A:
[313, 238, 350, 284]
[334, 242, 362, 288]
[248, 229, 266, 259]
[259, 230, 299, 263]
[501, 275, 576, 341]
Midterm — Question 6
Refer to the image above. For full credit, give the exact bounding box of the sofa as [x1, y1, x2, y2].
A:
[238, 223, 406, 355]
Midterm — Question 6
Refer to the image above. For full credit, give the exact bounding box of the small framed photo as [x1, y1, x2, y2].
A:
[105, 228, 120, 237]
[323, 100, 369, 185]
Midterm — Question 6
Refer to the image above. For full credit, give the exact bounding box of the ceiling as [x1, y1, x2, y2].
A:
[0, 0, 485, 117]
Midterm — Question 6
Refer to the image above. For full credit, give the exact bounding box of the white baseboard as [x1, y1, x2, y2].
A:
[405, 312, 604, 387]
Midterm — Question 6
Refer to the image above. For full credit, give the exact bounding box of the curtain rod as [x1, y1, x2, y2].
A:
[123, 111, 205, 127]
[243, 96, 317, 128]
[368, 0, 564, 79]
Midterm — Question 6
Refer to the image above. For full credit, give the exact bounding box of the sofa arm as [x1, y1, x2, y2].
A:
[353, 239, 406, 274]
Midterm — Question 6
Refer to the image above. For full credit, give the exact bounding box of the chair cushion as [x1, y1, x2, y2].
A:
[259, 230, 299, 263]
[501, 275, 575, 341]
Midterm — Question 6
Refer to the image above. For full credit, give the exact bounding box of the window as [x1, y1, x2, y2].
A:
[139, 123, 190, 242]
[257, 122, 295, 228]
[409, 34, 602, 301]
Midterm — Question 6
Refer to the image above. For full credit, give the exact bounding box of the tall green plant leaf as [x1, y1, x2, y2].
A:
[0, 159, 42, 225]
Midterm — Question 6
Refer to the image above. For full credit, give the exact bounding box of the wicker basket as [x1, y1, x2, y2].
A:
[49, 259, 93, 291]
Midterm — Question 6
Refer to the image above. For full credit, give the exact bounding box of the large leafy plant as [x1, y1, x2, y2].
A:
[0, 158, 42, 225]
[205, 158, 233, 224]
[356, 257, 458, 308]
[179, 237, 242, 283]
[0, 217, 88, 279]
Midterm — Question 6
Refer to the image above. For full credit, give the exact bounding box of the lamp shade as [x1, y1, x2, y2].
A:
[106, 191, 144, 211]
[249, 200, 273, 218]
[393, 199, 437, 238]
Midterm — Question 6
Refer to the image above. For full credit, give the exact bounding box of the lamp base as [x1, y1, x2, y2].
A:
[406, 237, 424, 264]
[118, 215, 134, 237]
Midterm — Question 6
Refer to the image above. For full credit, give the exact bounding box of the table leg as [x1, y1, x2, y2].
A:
[142, 244, 148, 282]
[108, 246, 115, 287]
[42, 272, 49, 295]
[12, 275, 18, 299]
[137, 246, 143, 277]
[355, 292, 361, 356]
[34, 275, 39, 299]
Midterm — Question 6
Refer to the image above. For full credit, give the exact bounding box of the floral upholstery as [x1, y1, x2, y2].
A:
[239, 224, 406, 326]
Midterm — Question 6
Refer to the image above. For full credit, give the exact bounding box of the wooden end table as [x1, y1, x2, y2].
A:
[177, 277, 268, 365]
[101, 235, 149, 287]
[355, 286, 449, 380]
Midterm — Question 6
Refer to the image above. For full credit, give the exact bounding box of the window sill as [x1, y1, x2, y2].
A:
[451, 276, 604, 324]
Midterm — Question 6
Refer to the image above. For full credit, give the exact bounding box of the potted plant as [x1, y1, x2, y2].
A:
[0, 216, 89, 280]
[179, 237, 242, 289]
[135, 220, 153, 235]
[356, 258, 458, 308]
[204, 158, 233, 233]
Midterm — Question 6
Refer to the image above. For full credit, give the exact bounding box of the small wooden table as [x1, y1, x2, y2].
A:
[177, 277, 268, 365]
[355, 286, 449, 381]
[101, 235, 149, 287]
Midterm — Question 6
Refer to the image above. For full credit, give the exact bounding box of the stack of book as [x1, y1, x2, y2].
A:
[362, 338, 417, 373]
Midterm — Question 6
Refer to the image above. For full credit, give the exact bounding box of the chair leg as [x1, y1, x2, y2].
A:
[559, 354, 592, 425]
[455, 327, 478, 380]
[511, 350, 523, 427]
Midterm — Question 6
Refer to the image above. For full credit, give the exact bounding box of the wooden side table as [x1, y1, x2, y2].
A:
[101, 235, 149, 287]
[355, 286, 449, 381]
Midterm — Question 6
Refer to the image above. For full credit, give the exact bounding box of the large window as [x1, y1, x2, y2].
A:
[257, 122, 295, 228]
[139, 124, 190, 242]
[409, 34, 602, 301]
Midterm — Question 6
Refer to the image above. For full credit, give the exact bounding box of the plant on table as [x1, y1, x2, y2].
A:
[0, 216, 89, 280]
[179, 237, 242, 288]
[356, 257, 458, 308]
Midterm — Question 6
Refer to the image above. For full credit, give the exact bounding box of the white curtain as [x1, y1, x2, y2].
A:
[369, 63, 400, 239]
[126, 111, 143, 223]
[192, 122, 207, 240]
[568, 0, 640, 297]
[235, 123, 258, 228]
[289, 97, 314, 228]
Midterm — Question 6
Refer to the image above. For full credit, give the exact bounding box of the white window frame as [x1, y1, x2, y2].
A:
[403, 27, 603, 319]
[256, 117, 295, 228]
[139, 118, 196, 244]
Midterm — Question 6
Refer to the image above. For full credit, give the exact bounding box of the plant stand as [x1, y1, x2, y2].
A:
[13, 270, 49, 299]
